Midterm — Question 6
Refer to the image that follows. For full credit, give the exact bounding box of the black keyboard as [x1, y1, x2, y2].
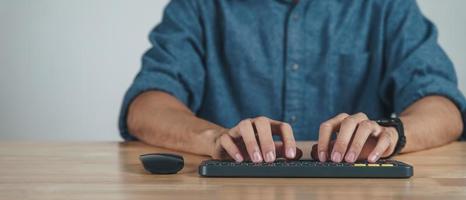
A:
[199, 159, 413, 178]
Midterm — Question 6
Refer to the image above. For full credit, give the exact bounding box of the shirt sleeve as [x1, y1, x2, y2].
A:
[379, 0, 466, 140]
[119, 0, 205, 140]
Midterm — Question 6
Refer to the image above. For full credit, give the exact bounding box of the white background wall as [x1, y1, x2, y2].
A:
[0, 0, 465, 141]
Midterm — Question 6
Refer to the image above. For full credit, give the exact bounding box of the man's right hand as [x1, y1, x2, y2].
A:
[211, 116, 302, 163]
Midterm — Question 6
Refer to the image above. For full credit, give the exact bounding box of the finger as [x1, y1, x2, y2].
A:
[368, 131, 391, 163]
[345, 120, 382, 163]
[237, 119, 263, 163]
[270, 121, 296, 159]
[331, 112, 368, 162]
[311, 141, 336, 160]
[275, 143, 303, 160]
[253, 117, 276, 163]
[318, 113, 349, 162]
[317, 113, 349, 162]
[219, 133, 243, 162]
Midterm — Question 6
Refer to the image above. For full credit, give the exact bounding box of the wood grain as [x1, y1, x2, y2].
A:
[1, 141, 465, 200]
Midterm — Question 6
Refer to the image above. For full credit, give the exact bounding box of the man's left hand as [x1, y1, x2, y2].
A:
[312, 113, 399, 163]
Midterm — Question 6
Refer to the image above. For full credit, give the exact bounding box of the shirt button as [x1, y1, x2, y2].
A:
[290, 115, 297, 123]
[293, 15, 299, 20]
[291, 64, 299, 71]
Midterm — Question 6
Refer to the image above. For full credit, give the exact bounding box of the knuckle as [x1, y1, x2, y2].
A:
[337, 137, 350, 146]
[245, 140, 258, 149]
[228, 128, 237, 136]
[227, 128, 238, 138]
[239, 119, 251, 126]
[238, 121, 251, 132]
[258, 132, 273, 141]
[281, 122, 292, 130]
[356, 112, 368, 119]
[372, 129, 381, 137]
[358, 120, 373, 129]
[333, 140, 347, 150]
[338, 113, 350, 118]
[320, 122, 333, 130]
[342, 117, 356, 126]
[255, 116, 269, 122]
[370, 121, 380, 129]
[220, 134, 229, 143]
[261, 143, 275, 151]
[350, 142, 364, 151]
[375, 124, 384, 132]
[230, 125, 238, 131]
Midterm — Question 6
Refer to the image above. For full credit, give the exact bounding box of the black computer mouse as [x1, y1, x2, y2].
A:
[140, 153, 184, 174]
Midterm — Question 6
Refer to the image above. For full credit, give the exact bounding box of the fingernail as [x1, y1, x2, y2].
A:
[369, 153, 379, 163]
[234, 153, 243, 162]
[286, 147, 296, 158]
[346, 152, 355, 162]
[265, 151, 275, 163]
[319, 151, 326, 162]
[253, 151, 263, 162]
[332, 152, 342, 162]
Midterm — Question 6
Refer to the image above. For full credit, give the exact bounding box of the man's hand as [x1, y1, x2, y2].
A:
[313, 113, 399, 163]
[129, 92, 461, 162]
[211, 116, 302, 163]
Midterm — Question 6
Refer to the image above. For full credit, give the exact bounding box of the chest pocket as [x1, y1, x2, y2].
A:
[330, 52, 371, 111]
[332, 52, 371, 79]
[303, 52, 371, 113]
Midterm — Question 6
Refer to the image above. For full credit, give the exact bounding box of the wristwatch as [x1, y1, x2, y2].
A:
[375, 118, 406, 158]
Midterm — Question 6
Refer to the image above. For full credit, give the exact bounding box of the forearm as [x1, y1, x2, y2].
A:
[399, 96, 464, 153]
[127, 91, 225, 156]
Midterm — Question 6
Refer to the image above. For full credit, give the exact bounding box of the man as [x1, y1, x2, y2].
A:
[120, 0, 466, 164]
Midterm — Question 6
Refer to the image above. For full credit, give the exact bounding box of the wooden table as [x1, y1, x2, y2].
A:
[1, 141, 465, 200]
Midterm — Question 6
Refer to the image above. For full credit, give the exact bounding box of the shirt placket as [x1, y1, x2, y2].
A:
[283, 3, 304, 130]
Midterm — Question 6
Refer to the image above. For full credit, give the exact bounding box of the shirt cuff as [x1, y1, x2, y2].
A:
[118, 73, 189, 141]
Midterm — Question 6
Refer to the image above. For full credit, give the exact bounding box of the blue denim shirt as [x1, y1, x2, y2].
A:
[120, 0, 466, 140]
